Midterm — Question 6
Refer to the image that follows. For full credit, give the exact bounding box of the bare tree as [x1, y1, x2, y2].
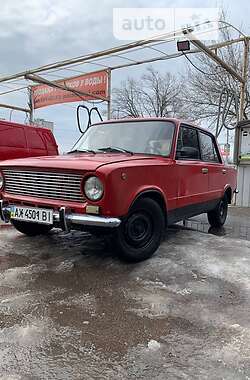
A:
[179, 18, 250, 134]
[112, 67, 182, 118]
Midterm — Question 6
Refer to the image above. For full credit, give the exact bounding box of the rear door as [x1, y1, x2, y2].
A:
[42, 130, 58, 155]
[26, 128, 47, 157]
[198, 131, 224, 201]
[175, 124, 209, 209]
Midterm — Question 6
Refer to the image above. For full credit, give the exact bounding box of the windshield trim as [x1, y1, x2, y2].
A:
[90, 118, 177, 128]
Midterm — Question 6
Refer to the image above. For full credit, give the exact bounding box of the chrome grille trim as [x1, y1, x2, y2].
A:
[3, 169, 85, 202]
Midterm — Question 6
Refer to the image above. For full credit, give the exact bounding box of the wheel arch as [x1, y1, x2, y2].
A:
[130, 189, 168, 224]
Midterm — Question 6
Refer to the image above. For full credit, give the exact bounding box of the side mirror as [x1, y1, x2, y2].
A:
[176, 146, 200, 159]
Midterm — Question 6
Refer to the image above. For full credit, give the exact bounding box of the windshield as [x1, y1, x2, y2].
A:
[71, 120, 175, 156]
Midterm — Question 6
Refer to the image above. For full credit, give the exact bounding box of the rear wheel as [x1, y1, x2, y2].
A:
[207, 195, 228, 228]
[114, 198, 165, 262]
[11, 220, 53, 236]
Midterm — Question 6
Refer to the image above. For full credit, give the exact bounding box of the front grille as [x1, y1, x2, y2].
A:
[3, 169, 85, 203]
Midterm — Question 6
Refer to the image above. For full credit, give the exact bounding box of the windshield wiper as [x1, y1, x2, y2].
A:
[67, 149, 96, 154]
[97, 146, 133, 155]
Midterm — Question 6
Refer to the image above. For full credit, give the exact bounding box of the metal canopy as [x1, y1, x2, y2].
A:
[0, 22, 249, 122]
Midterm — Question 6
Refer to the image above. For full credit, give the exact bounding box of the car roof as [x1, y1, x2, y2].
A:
[0, 119, 53, 134]
[92, 117, 214, 136]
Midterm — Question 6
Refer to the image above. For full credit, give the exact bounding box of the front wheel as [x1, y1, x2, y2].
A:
[207, 195, 228, 228]
[11, 220, 53, 236]
[114, 198, 165, 262]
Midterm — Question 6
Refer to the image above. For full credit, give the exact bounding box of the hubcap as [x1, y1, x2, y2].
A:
[219, 200, 227, 221]
[125, 212, 153, 248]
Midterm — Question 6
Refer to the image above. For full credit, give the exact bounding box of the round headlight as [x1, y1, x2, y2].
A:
[0, 172, 4, 190]
[84, 176, 104, 201]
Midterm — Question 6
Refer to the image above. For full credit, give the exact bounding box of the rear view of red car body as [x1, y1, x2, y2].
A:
[0, 120, 58, 161]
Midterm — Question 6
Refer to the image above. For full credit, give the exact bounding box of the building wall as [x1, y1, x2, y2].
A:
[236, 165, 250, 207]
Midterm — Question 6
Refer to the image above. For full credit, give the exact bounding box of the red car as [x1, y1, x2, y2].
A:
[0, 120, 58, 161]
[0, 118, 237, 262]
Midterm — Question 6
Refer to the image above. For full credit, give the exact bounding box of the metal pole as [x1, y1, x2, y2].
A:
[187, 32, 245, 84]
[28, 86, 34, 124]
[0, 103, 31, 114]
[226, 129, 229, 164]
[9, 109, 14, 121]
[0, 31, 245, 85]
[234, 38, 249, 164]
[107, 69, 111, 119]
[239, 38, 249, 119]
[0, 28, 188, 84]
[0, 86, 28, 96]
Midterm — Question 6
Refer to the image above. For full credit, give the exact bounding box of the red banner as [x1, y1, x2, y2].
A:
[31, 70, 109, 109]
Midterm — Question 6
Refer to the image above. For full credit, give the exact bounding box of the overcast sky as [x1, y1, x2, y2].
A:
[0, 0, 250, 151]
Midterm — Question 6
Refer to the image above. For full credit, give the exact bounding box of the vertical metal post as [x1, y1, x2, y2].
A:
[107, 69, 112, 119]
[239, 38, 249, 120]
[226, 129, 229, 164]
[28, 86, 34, 124]
[234, 38, 249, 164]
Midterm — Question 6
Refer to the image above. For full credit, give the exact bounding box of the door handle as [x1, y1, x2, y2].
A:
[202, 168, 209, 174]
[222, 169, 227, 174]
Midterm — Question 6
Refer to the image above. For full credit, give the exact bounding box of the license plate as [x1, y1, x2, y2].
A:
[10, 206, 53, 225]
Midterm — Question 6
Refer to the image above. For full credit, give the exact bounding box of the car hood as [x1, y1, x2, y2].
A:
[0, 153, 165, 172]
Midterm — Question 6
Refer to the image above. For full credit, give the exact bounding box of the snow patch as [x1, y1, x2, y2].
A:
[147, 339, 161, 351]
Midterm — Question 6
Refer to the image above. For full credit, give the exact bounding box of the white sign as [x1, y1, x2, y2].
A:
[240, 128, 250, 160]
[113, 8, 220, 41]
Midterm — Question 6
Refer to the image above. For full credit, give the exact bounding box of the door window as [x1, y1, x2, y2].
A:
[176, 126, 200, 160]
[199, 132, 220, 162]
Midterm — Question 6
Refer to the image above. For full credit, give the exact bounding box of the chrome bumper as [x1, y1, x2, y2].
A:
[0, 200, 121, 231]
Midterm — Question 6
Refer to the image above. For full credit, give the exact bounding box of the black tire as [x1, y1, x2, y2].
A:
[11, 220, 53, 236]
[114, 198, 165, 262]
[207, 195, 228, 228]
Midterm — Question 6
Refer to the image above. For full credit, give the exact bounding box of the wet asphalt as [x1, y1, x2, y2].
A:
[0, 216, 250, 379]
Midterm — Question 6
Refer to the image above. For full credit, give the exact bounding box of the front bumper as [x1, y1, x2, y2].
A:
[0, 200, 121, 232]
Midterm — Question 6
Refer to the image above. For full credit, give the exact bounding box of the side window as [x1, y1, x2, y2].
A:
[199, 132, 220, 162]
[0, 126, 26, 148]
[176, 126, 200, 160]
[26, 129, 46, 150]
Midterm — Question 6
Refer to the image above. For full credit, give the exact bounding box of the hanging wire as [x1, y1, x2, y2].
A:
[182, 51, 225, 76]
[216, 87, 239, 137]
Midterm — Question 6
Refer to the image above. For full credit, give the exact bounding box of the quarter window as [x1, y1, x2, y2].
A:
[199, 132, 220, 162]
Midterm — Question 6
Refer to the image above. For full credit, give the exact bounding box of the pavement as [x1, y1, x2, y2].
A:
[185, 206, 250, 241]
[0, 211, 250, 380]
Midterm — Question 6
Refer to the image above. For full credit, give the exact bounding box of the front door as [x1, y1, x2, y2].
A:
[175, 125, 209, 210]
